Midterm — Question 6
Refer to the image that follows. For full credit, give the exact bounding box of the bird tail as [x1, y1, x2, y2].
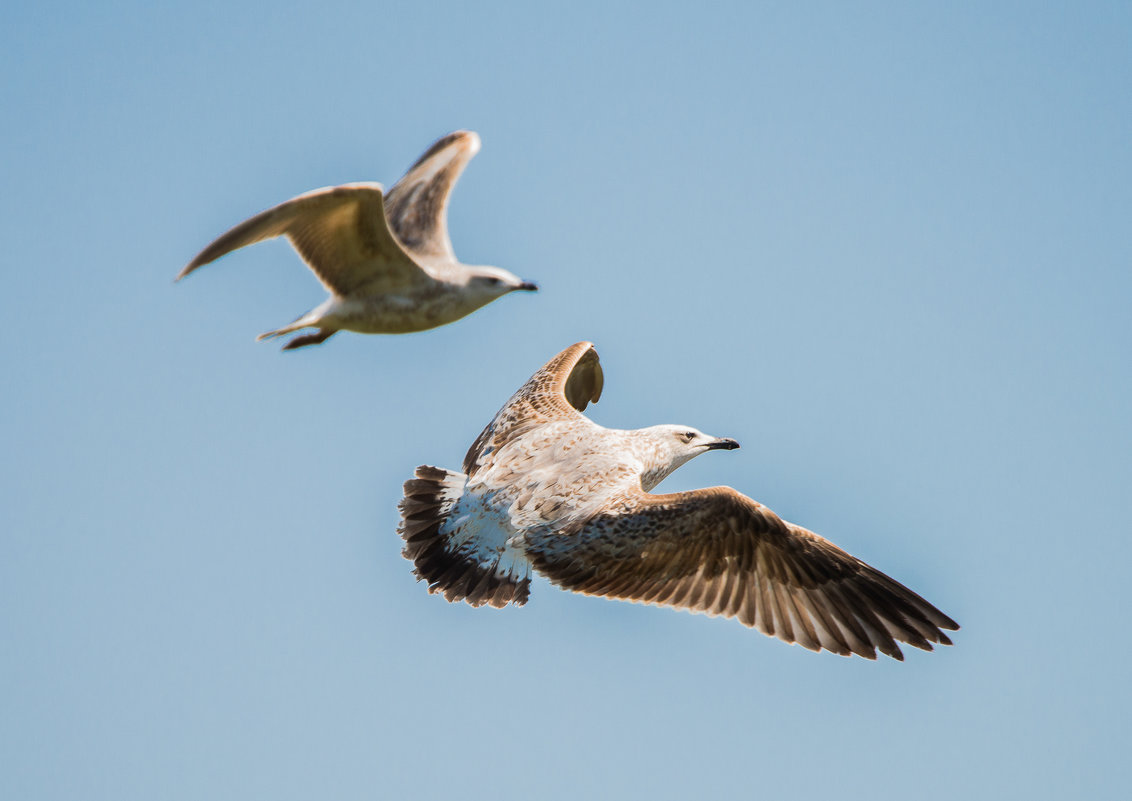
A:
[397, 465, 531, 609]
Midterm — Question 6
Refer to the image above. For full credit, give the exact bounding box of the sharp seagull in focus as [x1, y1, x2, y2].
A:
[398, 342, 959, 660]
[177, 131, 537, 350]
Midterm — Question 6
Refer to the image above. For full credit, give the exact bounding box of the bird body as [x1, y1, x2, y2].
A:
[267, 266, 521, 336]
[178, 132, 536, 349]
[399, 342, 959, 660]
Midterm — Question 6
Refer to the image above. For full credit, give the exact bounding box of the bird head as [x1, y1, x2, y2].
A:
[466, 266, 539, 299]
[636, 425, 740, 491]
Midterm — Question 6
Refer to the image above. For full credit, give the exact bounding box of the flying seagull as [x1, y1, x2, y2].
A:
[177, 131, 537, 349]
[398, 342, 958, 660]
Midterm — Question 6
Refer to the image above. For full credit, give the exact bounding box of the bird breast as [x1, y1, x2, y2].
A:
[473, 425, 645, 532]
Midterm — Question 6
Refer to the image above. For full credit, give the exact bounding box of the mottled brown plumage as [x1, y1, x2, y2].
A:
[398, 342, 959, 660]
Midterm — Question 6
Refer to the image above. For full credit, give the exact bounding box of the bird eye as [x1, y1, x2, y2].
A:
[680, 431, 696, 443]
[485, 276, 502, 286]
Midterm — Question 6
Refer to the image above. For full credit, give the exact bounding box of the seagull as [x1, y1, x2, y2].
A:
[177, 131, 538, 350]
[398, 342, 959, 660]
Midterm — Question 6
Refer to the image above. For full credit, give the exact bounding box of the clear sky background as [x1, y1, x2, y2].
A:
[2, 2, 1129, 799]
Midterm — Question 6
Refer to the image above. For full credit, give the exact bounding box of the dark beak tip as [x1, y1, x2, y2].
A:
[518, 281, 539, 292]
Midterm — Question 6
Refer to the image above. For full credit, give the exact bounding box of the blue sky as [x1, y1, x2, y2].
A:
[2, 2, 1130, 799]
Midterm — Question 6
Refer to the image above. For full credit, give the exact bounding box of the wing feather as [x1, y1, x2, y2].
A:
[179, 183, 430, 295]
[462, 342, 604, 475]
[527, 486, 958, 660]
[383, 130, 481, 263]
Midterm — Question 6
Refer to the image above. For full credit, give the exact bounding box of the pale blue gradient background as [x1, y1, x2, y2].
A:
[3, 2, 1129, 799]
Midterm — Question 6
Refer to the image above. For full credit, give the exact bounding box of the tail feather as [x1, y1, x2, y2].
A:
[397, 465, 531, 609]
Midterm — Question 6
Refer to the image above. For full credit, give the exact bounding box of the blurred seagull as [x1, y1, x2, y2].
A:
[177, 131, 537, 350]
[398, 342, 959, 660]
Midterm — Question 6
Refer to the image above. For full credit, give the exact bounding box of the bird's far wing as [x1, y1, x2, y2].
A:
[528, 486, 959, 660]
[383, 131, 481, 262]
[178, 183, 431, 296]
[463, 341, 604, 475]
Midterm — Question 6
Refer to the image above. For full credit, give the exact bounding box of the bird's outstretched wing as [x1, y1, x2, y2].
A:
[463, 341, 604, 475]
[178, 183, 430, 295]
[528, 486, 959, 660]
[383, 130, 481, 263]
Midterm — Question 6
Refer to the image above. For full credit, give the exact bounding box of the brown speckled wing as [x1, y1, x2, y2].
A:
[463, 342, 604, 476]
[528, 486, 959, 660]
[384, 131, 480, 263]
[179, 183, 429, 295]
